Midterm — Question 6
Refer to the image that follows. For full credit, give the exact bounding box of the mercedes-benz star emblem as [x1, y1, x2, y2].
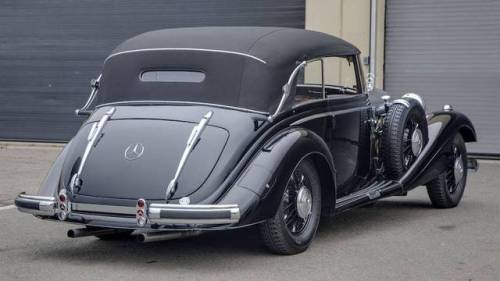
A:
[124, 143, 145, 160]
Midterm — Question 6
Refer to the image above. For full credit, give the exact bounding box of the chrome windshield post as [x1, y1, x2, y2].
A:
[69, 107, 116, 194]
[165, 111, 213, 201]
[75, 74, 102, 116]
[268, 61, 307, 122]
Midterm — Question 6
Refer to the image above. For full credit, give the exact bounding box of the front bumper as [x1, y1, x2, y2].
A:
[14, 193, 240, 229]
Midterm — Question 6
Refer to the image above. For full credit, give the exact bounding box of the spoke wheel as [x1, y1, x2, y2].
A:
[282, 169, 313, 235]
[259, 158, 321, 255]
[426, 134, 468, 208]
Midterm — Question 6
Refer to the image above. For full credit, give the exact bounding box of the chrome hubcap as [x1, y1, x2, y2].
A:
[454, 155, 464, 184]
[296, 186, 312, 219]
[411, 127, 424, 157]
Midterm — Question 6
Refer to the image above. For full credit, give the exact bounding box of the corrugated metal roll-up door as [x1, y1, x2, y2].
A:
[385, 0, 500, 155]
[0, 0, 304, 142]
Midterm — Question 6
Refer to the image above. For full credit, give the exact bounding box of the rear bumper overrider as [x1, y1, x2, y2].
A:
[14, 193, 240, 230]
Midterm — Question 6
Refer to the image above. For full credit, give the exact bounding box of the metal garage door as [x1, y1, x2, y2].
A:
[0, 0, 304, 142]
[385, 0, 500, 155]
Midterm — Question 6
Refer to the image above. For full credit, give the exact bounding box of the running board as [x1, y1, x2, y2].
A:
[335, 180, 403, 213]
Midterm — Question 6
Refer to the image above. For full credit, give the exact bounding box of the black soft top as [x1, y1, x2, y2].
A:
[99, 27, 360, 112]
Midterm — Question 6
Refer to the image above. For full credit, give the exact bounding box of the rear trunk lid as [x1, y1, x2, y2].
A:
[62, 116, 228, 200]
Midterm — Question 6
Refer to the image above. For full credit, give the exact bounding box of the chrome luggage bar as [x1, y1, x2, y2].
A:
[165, 111, 213, 201]
[69, 107, 116, 193]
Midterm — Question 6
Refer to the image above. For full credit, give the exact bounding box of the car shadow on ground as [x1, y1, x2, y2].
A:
[33, 197, 438, 268]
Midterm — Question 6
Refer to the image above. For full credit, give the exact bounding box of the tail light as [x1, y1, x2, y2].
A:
[136, 198, 147, 227]
[57, 189, 69, 221]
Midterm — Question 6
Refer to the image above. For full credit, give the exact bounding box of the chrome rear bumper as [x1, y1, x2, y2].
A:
[15, 194, 57, 217]
[14, 193, 240, 229]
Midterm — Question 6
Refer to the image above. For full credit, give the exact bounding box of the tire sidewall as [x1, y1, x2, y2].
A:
[382, 102, 428, 179]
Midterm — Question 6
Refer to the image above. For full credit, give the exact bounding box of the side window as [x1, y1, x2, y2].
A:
[294, 56, 359, 106]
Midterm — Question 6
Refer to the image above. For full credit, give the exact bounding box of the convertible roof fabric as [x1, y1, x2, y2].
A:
[99, 27, 360, 112]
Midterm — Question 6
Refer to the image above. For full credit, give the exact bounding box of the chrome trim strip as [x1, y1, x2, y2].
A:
[165, 111, 213, 200]
[18, 194, 55, 201]
[105, 48, 267, 64]
[290, 106, 367, 126]
[71, 203, 136, 215]
[95, 100, 269, 116]
[291, 112, 335, 126]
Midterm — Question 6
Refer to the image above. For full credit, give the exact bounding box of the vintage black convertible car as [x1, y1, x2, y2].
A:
[15, 27, 478, 254]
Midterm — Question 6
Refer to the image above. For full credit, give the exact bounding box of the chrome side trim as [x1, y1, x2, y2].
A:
[95, 100, 269, 116]
[290, 107, 367, 126]
[105, 48, 267, 64]
[165, 111, 213, 200]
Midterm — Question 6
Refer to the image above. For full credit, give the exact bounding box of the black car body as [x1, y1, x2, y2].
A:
[15, 27, 477, 254]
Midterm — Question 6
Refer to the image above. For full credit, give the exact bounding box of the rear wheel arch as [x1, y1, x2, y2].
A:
[241, 127, 335, 221]
[308, 153, 336, 216]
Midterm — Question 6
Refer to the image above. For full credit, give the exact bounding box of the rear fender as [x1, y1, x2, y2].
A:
[219, 127, 336, 224]
[38, 140, 73, 197]
[400, 110, 476, 189]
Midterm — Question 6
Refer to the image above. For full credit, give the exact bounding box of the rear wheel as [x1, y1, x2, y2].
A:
[259, 159, 321, 255]
[426, 134, 468, 208]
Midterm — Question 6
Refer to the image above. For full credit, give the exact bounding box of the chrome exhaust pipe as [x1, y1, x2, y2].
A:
[137, 230, 202, 243]
[67, 227, 129, 238]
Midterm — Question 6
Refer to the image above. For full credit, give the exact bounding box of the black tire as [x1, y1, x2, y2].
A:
[382, 102, 428, 179]
[426, 134, 468, 208]
[259, 158, 321, 255]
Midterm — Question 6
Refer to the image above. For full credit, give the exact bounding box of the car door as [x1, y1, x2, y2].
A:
[297, 56, 371, 197]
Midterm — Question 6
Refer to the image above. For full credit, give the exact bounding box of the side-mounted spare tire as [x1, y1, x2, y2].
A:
[381, 100, 428, 179]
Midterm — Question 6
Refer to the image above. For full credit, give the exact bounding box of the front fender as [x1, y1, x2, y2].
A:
[400, 110, 477, 189]
[219, 127, 335, 225]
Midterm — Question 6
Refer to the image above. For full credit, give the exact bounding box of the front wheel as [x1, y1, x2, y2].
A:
[259, 158, 321, 255]
[426, 134, 468, 208]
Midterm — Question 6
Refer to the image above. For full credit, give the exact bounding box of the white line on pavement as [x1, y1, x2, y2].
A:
[0, 205, 15, 211]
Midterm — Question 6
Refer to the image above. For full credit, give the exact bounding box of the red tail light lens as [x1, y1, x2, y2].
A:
[137, 198, 145, 208]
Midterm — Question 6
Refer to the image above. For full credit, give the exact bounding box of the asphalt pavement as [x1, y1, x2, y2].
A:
[0, 143, 499, 281]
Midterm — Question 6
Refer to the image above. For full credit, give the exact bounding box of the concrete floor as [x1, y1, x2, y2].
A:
[0, 144, 499, 281]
